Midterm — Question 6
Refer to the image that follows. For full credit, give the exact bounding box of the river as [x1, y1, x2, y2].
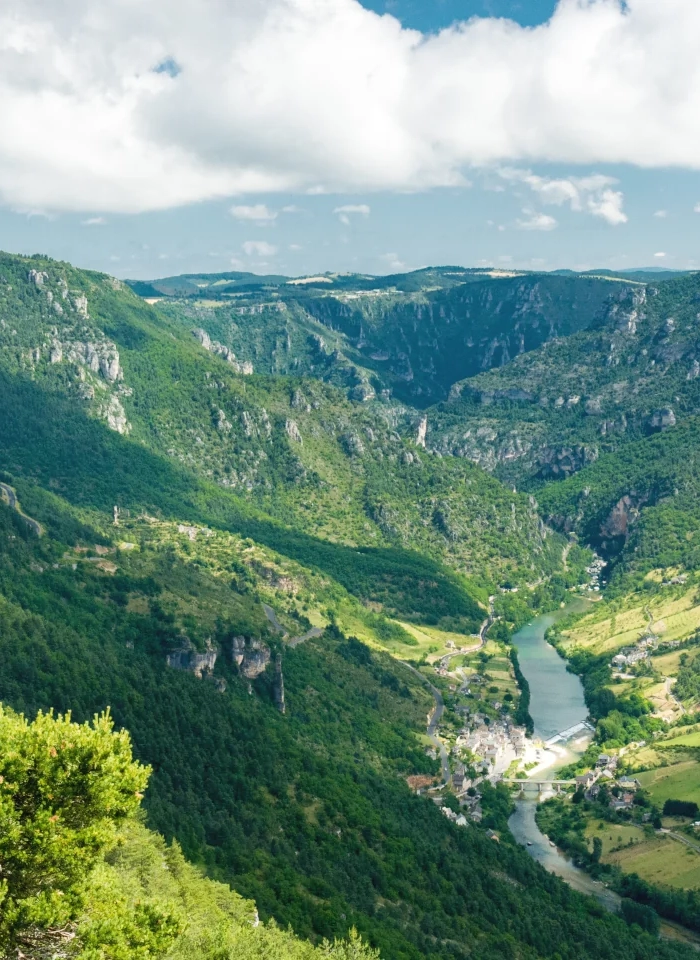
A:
[507, 600, 621, 911]
[508, 603, 700, 948]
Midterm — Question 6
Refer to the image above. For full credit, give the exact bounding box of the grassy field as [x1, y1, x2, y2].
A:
[638, 760, 700, 805]
[659, 730, 700, 748]
[584, 816, 700, 889]
[606, 836, 700, 890]
[561, 585, 700, 655]
[584, 819, 647, 856]
[396, 621, 481, 661]
[653, 649, 688, 676]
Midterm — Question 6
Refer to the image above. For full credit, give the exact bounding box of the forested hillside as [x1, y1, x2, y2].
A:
[0, 490, 691, 959]
[1, 250, 698, 959]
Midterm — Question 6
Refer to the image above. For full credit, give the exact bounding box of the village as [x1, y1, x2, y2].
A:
[416, 637, 576, 827]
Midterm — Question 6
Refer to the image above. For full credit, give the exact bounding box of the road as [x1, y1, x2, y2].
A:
[437, 596, 496, 673]
[263, 603, 286, 635]
[667, 830, 700, 855]
[0, 482, 43, 536]
[401, 661, 451, 787]
[263, 603, 323, 647]
[288, 626, 323, 648]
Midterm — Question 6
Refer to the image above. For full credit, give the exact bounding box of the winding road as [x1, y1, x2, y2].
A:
[0, 482, 43, 536]
[437, 597, 496, 672]
[401, 661, 451, 786]
[263, 603, 323, 647]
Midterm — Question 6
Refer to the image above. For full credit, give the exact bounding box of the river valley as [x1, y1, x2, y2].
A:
[508, 600, 623, 910]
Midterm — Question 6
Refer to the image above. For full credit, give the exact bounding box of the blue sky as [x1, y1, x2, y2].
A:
[1, 0, 699, 279]
[360, 0, 558, 30]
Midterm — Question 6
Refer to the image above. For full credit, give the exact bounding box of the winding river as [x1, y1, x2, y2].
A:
[507, 600, 621, 911]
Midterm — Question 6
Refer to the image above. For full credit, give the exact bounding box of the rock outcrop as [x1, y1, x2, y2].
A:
[192, 328, 254, 375]
[273, 655, 286, 714]
[538, 445, 598, 479]
[167, 639, 218, 678]
[285, 419, 303, 443]
[100, 396, 130, 435]
[416, 416, 428, 448]
[599, 495, 646, 547]
[649, 407, 676, 431]
[231, 636, 271, 679]
[341, 432, 365, 457]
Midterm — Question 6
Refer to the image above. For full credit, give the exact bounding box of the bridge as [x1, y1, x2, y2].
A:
[501, 778, 577, 795]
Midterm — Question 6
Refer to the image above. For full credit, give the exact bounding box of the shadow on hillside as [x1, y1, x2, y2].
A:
[0, 370, 481, 626]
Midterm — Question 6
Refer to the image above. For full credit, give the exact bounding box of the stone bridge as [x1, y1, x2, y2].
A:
[501, 778, 577, 795]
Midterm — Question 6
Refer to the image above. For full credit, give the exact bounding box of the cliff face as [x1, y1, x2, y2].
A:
[295, 274, 615, 406]
[0, 263, 132, 434]
[231, 636, 271, 679]
[425, 274, 700, 486]
[167, 639, 218, 678]
[153, 273, 616, 409]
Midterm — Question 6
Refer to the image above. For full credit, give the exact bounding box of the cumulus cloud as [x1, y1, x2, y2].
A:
[2, 0, 700, 212]
[695, 203, 700, 213]
[516, 211, 558, 231]
[654, 251, 667, 258]
[653, 209, 668, 218]
[230, 204, 277, 222]
[81, 216, 107, 226]
[501, 169, 628, 225]
[242, 240, 277, 257]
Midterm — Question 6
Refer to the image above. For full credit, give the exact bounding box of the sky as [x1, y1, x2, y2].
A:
[1, 0, 699, 279]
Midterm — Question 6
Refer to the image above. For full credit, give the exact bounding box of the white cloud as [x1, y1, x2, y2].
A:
[81, 216, 107, 225]
[242, 240, 277, 257]
[501, 169, 627, 225]
[654, 251, 667, 258]
[282, 205, 303, 213]
[230, 204, 277, 222]
[3, 0, 700, 212]
[516, 211, 557, 232]
[334, 204, 371, 216]
[653, 209, 668, 218]
[694, 203, 700, 213]
[334, 203, 370, 225]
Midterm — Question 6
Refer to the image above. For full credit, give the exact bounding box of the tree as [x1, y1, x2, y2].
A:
[0, 706, 149, 953]
[621, 898, 660, 935]
[663, 799, 699, 819]
[592, 836, 603, 864]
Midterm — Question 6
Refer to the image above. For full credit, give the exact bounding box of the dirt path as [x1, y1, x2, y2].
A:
[288, 627, 323, 648]
[263, 603, 286, 635]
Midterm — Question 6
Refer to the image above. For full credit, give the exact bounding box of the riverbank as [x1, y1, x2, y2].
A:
[510, 601, 700, 947]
